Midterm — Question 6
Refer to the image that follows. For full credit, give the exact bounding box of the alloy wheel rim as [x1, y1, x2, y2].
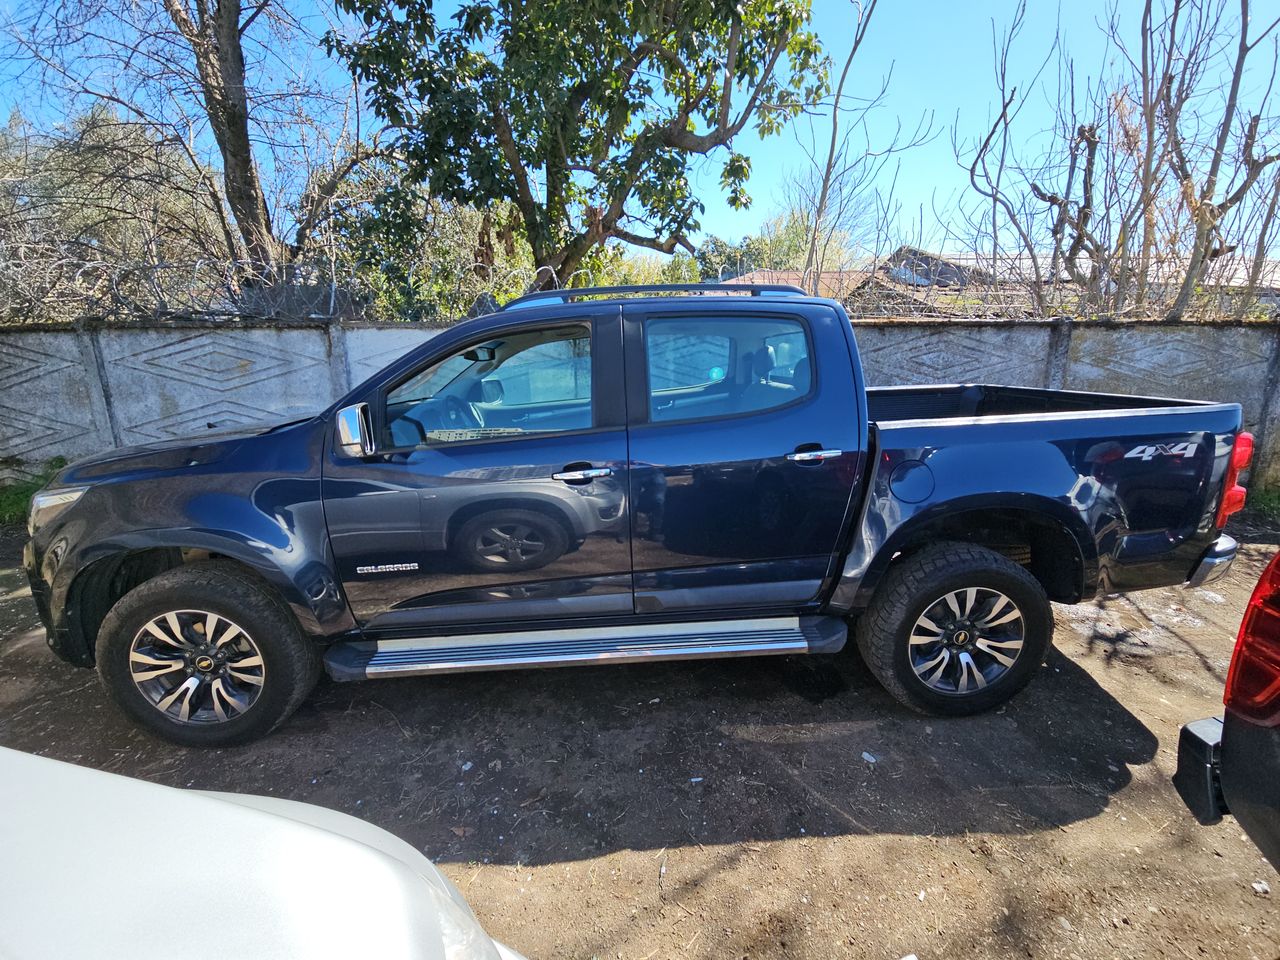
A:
[476, 523, 545, 563]
[128, 610, 265, 724]
[908, 587, 1025, 695]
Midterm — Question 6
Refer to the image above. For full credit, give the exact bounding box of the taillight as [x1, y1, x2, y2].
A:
[1225, 552, 1280, 726]
[1215, 431, 1253, 527]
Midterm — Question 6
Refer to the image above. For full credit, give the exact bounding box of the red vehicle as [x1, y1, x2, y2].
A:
[1174, 550, 1280, 869]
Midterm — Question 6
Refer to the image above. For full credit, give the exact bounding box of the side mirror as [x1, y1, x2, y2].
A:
[335, 403, 375, 458]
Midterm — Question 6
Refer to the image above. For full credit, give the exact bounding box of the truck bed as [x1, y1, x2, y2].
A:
[866, 384, 1210, 424]
[833, 382, 1243, 607]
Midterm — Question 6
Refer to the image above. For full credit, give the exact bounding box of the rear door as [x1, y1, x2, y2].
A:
[622, 302, 864, 615]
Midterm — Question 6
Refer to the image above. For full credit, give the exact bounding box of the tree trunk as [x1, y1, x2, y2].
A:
[163, 0, 278, 268]
[1165, 216, 1213, 321]
[801, 2, 872, 294]
[1234, 172, 1280, 321]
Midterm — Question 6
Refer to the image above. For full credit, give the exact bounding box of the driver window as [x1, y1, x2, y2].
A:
[384, 324, 592, 447]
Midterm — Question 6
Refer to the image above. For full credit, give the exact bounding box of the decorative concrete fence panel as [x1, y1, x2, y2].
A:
[96, 326, 336, 447]
[0, 330, 114, 471]
[0, 317, 1275, 487]
[855, 320, 1055, 388]
[340, 325, 442, 386]
[1064, 323, 1276, 436]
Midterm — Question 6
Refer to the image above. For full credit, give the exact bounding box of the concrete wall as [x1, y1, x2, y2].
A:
[1, 317, 1276, 485]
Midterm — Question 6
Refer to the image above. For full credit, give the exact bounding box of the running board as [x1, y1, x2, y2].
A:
[324, 616, 847, 682]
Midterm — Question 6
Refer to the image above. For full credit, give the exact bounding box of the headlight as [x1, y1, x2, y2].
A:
[28, 487, 87, 535]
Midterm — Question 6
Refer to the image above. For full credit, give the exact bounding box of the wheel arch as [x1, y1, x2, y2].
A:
[854, 495, 1098, 608]
[62, 534, 349, 664]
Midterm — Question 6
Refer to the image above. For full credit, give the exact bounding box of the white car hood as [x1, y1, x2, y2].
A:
[0, 747, 522, 960]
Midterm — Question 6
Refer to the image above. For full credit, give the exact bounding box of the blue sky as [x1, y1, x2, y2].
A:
[689, 0, 1119, 245]
[3, 0, 1269, 255]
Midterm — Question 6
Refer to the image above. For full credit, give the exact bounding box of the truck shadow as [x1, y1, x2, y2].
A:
[0, 518, 1154, 869]
[0, 565, 1157, 869]
[278, 645, 1154, 867]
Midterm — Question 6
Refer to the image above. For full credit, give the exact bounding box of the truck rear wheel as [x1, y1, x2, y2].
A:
[854, 542, 1052, 716]
[95, 562, 320, 747]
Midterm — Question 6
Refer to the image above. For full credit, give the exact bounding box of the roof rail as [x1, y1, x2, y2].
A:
[500, 282, 809, 311]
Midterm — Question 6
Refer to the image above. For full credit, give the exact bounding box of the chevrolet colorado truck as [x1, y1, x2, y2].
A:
[24, 284, 1252, 746]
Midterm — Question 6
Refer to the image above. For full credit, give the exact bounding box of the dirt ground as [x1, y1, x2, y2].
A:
[1, 519, 1277, 960]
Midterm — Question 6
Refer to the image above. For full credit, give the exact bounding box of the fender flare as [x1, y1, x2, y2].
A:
[62, 528, 355, 642]
[833, 492, 1100, 612]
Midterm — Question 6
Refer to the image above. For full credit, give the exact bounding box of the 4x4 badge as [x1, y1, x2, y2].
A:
[1124, 442, 1198, 461]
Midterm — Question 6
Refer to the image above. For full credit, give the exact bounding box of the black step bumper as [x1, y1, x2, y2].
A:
[1172, 716, 1227, 825]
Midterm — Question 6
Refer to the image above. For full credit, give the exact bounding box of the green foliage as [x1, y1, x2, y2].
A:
[0, 110, 227, 264]
[328, 0, 827, 283]
[694, 209, 814, 278]
[1249, 487, 1280, 526]
[328, 158, 536, 320]
[591, 248, 701, 286]
[0, 458, 67, 527]
[327, 152, 702, 318]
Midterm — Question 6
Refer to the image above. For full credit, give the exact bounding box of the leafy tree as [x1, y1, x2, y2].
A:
[326, 159, 536, 321]
[694, 210, 815, 278]
[3, 0, 380, 268]
[694, 235, 742, 280]
[328, 0, 828, 288]
[0, 110, 228, 262]
[592, 248, 701, 286]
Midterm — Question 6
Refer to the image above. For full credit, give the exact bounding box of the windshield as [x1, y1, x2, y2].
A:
[391, 352, 476, 404]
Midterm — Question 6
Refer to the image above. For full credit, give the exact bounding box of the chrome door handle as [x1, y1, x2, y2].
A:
[786, 449, 843, 462]
[552, 467, 613, 482]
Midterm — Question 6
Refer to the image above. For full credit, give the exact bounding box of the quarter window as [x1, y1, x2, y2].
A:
[644, 316, 812, 423]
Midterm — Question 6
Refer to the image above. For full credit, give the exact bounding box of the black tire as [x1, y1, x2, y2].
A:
[96, 561, 320, 747]
[453, 508, 570, 572]
[854, 541, 1052, 716]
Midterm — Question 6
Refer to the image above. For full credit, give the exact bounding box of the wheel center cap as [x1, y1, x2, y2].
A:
[194, 655, 215, 672]
[952, 629, 971, 646]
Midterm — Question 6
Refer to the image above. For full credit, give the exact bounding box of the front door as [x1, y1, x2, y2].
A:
[622, 302, 864, 614]
[322, 310, 632, 633]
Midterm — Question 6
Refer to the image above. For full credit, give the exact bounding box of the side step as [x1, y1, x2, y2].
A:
[324, 616, 847, 682]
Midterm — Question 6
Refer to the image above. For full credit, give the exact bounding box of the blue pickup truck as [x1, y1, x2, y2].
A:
[24, 284, 1253, 746]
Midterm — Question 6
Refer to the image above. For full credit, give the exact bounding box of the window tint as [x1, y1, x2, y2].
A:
[647, 331, 732, 391]
[385, 325, 592, 447]
[490, 335, 591, 404]
[645, 316, 811, 424]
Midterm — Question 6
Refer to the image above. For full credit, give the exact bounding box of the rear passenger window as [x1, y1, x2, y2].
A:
[646, 331, 732, 391]
[644, 316, 812, 423]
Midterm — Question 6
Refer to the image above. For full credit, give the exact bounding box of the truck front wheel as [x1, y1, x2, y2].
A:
[95, 562, 320, 747]
[854, 542, 1053, 716]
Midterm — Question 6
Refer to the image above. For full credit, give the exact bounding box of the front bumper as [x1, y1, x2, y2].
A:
[1172, 716, 1227, 824]
[23, 539, 55, 635]
[1187, 533, 1237, 588]
[22, 536, 86, 665]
